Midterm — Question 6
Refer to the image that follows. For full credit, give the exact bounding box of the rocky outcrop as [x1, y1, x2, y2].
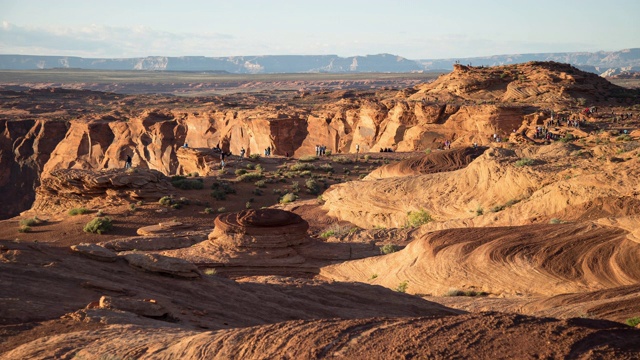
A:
[100, 233, 205, 252]
[121, 252, 200, 278]
[70, 243, 118, 262]
[30, 168, 172, 214]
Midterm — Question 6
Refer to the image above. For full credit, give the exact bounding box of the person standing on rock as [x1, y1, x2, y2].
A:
[125, 155, 132, 169]
[240, 147, 245, 159]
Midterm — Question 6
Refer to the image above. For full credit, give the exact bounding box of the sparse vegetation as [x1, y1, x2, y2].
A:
[444, 288, 488, 297]
[170, 175, 204, 190]
[18, 225, 31, 233]
[289, 162, 316, 171]
[396, 280, 409, 293]
[475, 206, 484, 216]
[159, 196, 173, 206]
[236, 172, 264, 182]
[549, 218, 563, 224]
[379, 244, 399, 255]
[406, 209, 433, 227]
[305, 178, 321, 195]
[320, 223, 357, 238]
[280, 192, 297, 204]
[83, 217, 113, 234]
[299, 155, 318, 162]
[235, 168, 247, 176]
[203, 268, 217, 276]
[370, 274, 378, 280]
[217, 207, 227, 213]
[617, 134, 632, 142]
[515, 157, 535, 167]
[625, 317, 640, 327]
[204, 207, 213, 214]
[249, 154, 261, 160]
[20, 217, 44, 227]
[68, 207, 89, 216]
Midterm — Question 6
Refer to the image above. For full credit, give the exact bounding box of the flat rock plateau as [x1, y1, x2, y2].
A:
[2, 63, 640, 359]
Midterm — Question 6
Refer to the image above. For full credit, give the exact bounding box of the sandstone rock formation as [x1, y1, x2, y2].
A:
[70, 243, 118, 262]
[30, 168, 172, 214]
[121, 252, 201, 278]
[2, 63, 638, 219]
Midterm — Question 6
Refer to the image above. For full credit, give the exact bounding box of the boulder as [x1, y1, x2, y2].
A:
[137, 222, 193, 236]
[70, 243, 117, 262]
[98, 296, 168, 318]
[101, 234, 202, 252]
[121, 252, 200, 278]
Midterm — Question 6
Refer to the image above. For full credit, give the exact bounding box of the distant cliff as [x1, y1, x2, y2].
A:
[1, 49, 639, 75]
[0, 54, 423, 73]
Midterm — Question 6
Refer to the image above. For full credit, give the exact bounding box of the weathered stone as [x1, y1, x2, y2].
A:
[100, 235, 201, 252]
[99, 296, 168, 317]
[137, 222, 192, 236]
[70, 243, 117, 262]
[122, 252, 200, 278]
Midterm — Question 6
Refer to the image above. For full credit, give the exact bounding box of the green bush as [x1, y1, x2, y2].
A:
[204, 268, 217, 276]
[333, 156, 353, 164]
[617, 134, 632, 142]
[319, 163, 334, 172]
[299, 155, 318, 162]
[407, 209, 433, 227]
[246, 163, 256, 170]
[320, 223, 357, 238]
[289, 162, 316, 171]
[235, 169, 247, 176]
[625, 317, 640, 327]
[280, 192, 297, 204]
[210, 189, 228, 200]
[174, 175, 204, 189]
[559, 133, 576, 143]
[217, 207, 227, 213]
[237, 172, 264, 182]
[18, 225, 31, 233]
[254, 180, 266, 188]
[245, 201, 252, 209]
[515, 158, 535, 167]
[204, 207, 213, 214]
[549, 218, 563, 224]
[83, 217, 113, 234]
[68, 207, 89, 216]
[305, 179, 321, 195]
[20, 217, 42, 227]
[249, 154, 261, 160]
[380, 244, 399, 255]
[159, 196, 172, 206]
[396, 280, 408, 293]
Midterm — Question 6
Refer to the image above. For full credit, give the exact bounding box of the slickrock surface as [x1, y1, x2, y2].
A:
[70, 243, 117, 262]
[121, 252, 201, 278]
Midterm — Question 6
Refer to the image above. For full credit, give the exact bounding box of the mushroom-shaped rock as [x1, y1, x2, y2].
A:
[210, 209, 309, 248]
[99, 296, 169, 318]
[70, 243, 117, 262]
[122, 253, 200, 278]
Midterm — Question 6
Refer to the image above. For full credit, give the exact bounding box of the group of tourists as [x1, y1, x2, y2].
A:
[379, 148, 394, 152]
[315, 145, 328, 156]
[264, 147, 272, 157]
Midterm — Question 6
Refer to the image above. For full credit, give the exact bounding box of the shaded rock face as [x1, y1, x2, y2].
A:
[31, 168, 172, 214]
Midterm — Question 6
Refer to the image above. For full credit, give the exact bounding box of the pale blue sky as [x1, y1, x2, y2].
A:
[1, 0, 638, 59]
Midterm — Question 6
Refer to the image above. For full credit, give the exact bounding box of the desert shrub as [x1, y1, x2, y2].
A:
[549, 218, 563, 224]
[406, 209, 433, 227]
[299, 155, 318, 162]
[305, 179, 321, 195]
[396, 280, 408, 293]
[290, 181, 300, 194]
[210, 189, 227, 200]
[159, 196, 172, 206]
[320, 223, 357, 238]
[289, 162, 316, 171]
[18, 225, 31, 233]
[245, 202, 252, 209]
[249, 154, 261, 160]
[626, 317, 640, 327]
[363, 154, 371, 162]
[235, 168, 247, 176]
[136, 200, 144, 206]
[204, 207, 213, 214]
[490, 205, 505, 213]
[475, 207, 484, 216]
[171, 203, 182, 209]
[576, 97, 587, 106]
[68, 207, 89, 216]
[319, 163, 334, 172]
[252, 188, 263, 196]
[129, 203, 137, 212]
[246, 163, 256, 170]
[379, 244, 399, 255]
[237, 172, 264, 182]
[370, 274, 378, 280]
[254, 180, 266, 188]
[515, 157, 535, 167]
[211, 181, 236, 194]
[272, 188, 283, 195]
[617, 134, 632, 142]
[444, 288, 465, 296]
[280, 192, 297, 204]
[299, 170, 312, 177]
[333, 156, 353, 164]
[505, 199, 521, 207]
[96, 210, 105, 216]
[445, 288, 487, 296]
[424, 148, 432, 155]
[203, 268, 217, 276]
[20, 217, 42, 227]
[83, 217, 113, 234]
[217, 207, 227, 213]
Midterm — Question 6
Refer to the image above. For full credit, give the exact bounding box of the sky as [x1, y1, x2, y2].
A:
[1, 0, 639, 60]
